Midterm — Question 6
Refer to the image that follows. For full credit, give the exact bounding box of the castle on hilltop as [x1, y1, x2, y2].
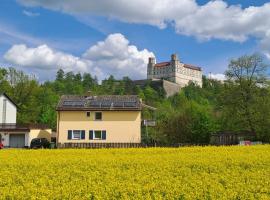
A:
[134, 53, 203, 97]
[147, 54, 203, 87]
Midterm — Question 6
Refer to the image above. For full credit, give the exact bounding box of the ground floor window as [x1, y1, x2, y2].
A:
[68, 130, 85, 140]
[89, 130, 106, 140]
[94, 130, 102, 139]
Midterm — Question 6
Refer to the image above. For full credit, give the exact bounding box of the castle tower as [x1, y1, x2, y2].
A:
[147, 57, 156, 79]
[171, 53, 180, 68]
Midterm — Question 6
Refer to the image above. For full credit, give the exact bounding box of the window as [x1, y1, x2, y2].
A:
[89, 130, 106, 140]
[68, 130, 85, 140]
[94, 130, 102, 139]
[86, 112, 90, 117]
[73, 130, 81, 139]
[95, 112, 102, 120]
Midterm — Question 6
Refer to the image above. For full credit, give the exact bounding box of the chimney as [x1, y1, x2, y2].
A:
[85, 90, 92, 97]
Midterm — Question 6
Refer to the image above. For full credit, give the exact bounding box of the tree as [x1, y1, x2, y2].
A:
[56, 69, 64, 82]
[221, 54, 270, 140]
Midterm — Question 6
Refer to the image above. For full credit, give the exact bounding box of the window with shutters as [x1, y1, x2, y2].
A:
[73, 130, 81, 139]
[89, 130, 106, 140]
[94, 130, 102, 139]
[68, 130, 85, 140]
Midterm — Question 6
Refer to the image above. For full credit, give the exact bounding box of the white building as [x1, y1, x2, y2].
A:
[0, 93, 51, 148]
[0, 93, 17, 124]
[147, 54, 203, 87]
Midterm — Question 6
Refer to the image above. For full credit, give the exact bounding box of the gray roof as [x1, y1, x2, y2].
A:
[56, 95, 142, 111]
[0, 123, 50, 132]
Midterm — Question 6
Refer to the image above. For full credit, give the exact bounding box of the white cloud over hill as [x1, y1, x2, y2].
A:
[4, 33, 154, 80]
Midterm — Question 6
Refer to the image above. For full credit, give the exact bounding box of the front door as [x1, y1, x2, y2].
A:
[9, 134, 25, 148]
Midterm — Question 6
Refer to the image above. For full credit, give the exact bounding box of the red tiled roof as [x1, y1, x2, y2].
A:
[154, 62, 201, 71]
[184, 64, 201, 71]
[154, 62, 170, 67]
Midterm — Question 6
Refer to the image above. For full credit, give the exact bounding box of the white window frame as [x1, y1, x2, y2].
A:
[86, 111, 91, 117]
[72, 130, 82, 140]
[93, 130, 102, 140]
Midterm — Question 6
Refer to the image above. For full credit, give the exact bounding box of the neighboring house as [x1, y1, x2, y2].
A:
[147, 54, 203, 87]
[0, 93, 51, 148]
[56, 95, 142, 147]
[0, 93, 17, 124]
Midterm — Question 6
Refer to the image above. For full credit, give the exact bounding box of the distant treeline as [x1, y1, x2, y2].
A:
[1, 54, 270, 144]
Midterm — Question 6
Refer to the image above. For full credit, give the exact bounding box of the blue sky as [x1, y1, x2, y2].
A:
[0, 0, 270, 81]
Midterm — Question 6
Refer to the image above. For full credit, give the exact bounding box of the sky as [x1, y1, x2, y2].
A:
[0, 0, 270, 81]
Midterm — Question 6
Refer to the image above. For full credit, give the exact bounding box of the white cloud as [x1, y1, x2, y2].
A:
[83, 33, 154, 79]
[17, 0, 197, 29]
[259, 31, 270, 59]
[23, 10, 40, 17]
[208, 73, 226, 81]
[17, 0, 270, 43]
[3, 33, 154, 80]
[4, 44, 89, 72]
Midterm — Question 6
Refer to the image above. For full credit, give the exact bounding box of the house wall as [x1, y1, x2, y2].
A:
[0, 132, 28, 147]
[0, 129, 51, 147]
[28, 129, 52, 146]
[0, 95, 17, 124]
[57, 110, 141, 144]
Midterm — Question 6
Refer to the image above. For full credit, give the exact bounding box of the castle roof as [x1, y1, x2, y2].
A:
[154, 62, 201, 71]
[183, 64, 201, 71]
[155, 62, 170, 67]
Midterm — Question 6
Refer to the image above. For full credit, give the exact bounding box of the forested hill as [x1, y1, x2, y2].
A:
[1, 54, 270, 144]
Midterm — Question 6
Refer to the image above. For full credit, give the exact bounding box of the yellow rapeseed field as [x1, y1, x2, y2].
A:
[0, 145, 269, 200]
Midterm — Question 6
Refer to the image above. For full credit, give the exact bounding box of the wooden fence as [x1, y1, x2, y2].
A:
[57, 142, 210, 149]
[57, 143, 142, 149]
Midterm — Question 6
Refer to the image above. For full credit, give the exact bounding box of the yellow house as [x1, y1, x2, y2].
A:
[56, 95, 142, 147]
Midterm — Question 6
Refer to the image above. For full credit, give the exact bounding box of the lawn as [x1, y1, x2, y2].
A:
[0, 146, 269, 199]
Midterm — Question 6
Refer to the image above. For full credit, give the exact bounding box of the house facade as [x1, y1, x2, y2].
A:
[147, 54, 203, 87]
[0, 93, 17, 124]
[56, 95, 142, 147]
[0, 93, 51, 148]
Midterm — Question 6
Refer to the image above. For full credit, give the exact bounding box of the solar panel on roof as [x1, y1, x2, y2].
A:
[89, 101, 101, 107]
[113, 102, 124, 107]
[101, 101, 111, 107]
[124, 102, 137, 107]
[62, 100, 85, 107]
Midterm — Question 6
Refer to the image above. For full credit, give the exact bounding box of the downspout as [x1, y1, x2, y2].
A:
[56, 111, 60, 147]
